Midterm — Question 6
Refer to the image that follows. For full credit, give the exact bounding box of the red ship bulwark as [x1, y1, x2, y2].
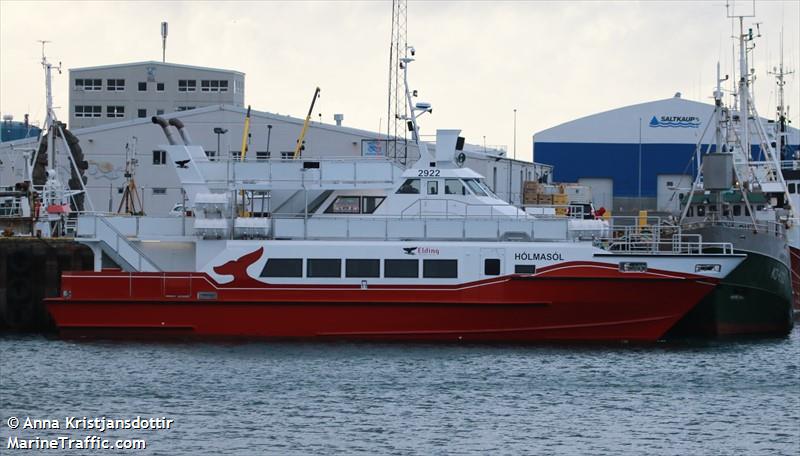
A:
[46, 262, 717, 342]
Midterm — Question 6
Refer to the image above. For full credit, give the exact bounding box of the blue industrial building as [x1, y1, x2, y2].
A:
[533, 95, 799, 214]
[1, 115, 40, 142]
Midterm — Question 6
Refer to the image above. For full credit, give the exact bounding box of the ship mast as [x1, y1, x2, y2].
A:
[768, 30, 794, 160]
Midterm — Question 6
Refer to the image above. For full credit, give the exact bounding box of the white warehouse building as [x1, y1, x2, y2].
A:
[1, 104, 551, 216]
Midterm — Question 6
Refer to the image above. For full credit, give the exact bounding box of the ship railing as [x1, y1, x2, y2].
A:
[399, 198, 529, 220]
[681, 218, 786, 240]
[265, 212, 569, 242]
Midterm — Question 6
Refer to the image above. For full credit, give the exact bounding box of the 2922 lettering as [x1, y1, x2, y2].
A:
[418, 169, 440, 177]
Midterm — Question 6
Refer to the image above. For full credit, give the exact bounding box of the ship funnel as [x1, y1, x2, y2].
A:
[168, 118, 193, 145]
[434, 129, 462, 165]
[151, 116, 178, 145]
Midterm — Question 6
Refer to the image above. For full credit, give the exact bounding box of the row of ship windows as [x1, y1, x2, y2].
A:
[74, 79, 230, 93]
[260, 258, 538, 279]
[685, 204, 765, 217]
[74, 106, 197, 118]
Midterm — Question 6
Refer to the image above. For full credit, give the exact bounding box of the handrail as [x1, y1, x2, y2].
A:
[90, 215, 162, 272]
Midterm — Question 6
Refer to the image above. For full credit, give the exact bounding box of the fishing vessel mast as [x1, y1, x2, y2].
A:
[30, 42, 94, 236]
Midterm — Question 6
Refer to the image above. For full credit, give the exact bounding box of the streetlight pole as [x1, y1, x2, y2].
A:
[513, 108, 517, 160]
[266, 124, 272, 157]
[213, 127, 228, 162]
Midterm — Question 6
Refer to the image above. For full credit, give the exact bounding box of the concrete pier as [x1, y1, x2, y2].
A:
[0, 238, 93, 332]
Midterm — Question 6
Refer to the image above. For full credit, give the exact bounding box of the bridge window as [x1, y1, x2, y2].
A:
[307, 259, 341, 278]
[733, 205, 741, 216]
[423, 259, 458, 278]
[397, 179, 420, 194]
[789, 183, 796, 194]
[261, 258, 302, 278]
[484, 259, 500, 276]
[426, 181, 439, 195]
[464, 179, 487, 196]
[385, 259, 418, 278]
[345, 259, 380, 278]
[444, 179, 466, 195]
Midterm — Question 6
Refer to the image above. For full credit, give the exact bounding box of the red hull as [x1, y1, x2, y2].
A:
[791, 246, 800, 310]
[46, 262, 717, 342]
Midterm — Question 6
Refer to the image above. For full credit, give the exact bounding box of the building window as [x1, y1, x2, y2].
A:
[484, 259, 500, 276]
[138, 82, 147, 91]
[75, 105, 102, 118]
[152, 188, 167, 195]
[106, 106, 125, 118]
[152, 150, 167, 165]
[345, 259, 380, 278]
[156, 82, 165, 92]
[137, 108, 147, 118]
[107, 79, 125, 91]
[423, 259, 458, 278]
[307, 259, 341, 278]
[385, 259, 418, 278]
[515, 264, 536, 274]
[232, 151, 243, 160]
[789, 183, 796, 194]
[75, 78, 102, 91]
[178, 80, 196, 92]
[256, 151, 270, 161]
[156, 109, 165, 115]
[260, 258, 303, 278]
[280, 151, 294, 160]
[176, 106, 195, 111]
[201, 79, 229, 92]
[205, 150, 217, 161]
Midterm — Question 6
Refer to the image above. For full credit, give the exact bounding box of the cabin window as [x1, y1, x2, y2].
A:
[757, 205, 765, 211]
[515, 264, 536, 274]
[426, 181, 439, 195]
[619, 262, 647, 273]
[362, 196, 385, 214]
[789, 183, 796, 194]
[345, 259, 380, 278]
[325, 196, 361, 214]
[444, 179, 466, 195]
[745, 205, 750, 216]
[696, 206, 705, 216]
[484, 258, 500, 276]
[307, 259, 341, 278]
[722, 206, 730, 217]
[152, 188, 166, 195]
[385, 259, 418, 278]
[260, 258, 302, 278]
[687, 207, 693, 217]
[423, 259, 458, 278]
[256, 151, 270, 161]
[397, 179, 421, 194]
[733, 205, 742, 216]
[464, 179, 487, 196]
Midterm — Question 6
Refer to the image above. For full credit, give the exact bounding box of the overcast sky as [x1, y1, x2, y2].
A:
[1, 0, 798, 162]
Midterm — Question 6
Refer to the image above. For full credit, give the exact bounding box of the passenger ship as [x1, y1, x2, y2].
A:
[46, 53, 745, 342]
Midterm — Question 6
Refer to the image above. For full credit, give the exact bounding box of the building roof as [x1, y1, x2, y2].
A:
[69, 61, 245, 76]
[533, 95, 800, 145]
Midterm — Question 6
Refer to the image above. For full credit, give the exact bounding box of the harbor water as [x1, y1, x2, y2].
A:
[1, 329, 798, 455]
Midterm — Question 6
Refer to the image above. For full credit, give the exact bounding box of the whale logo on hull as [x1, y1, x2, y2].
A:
[213, 247, 265, 287]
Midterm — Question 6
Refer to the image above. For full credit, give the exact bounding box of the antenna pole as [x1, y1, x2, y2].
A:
[161, 22, 168, 63]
